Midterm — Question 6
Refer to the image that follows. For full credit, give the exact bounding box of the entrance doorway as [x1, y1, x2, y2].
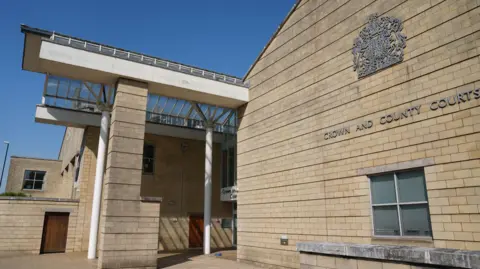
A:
[188, 215, 204, 248]
[40, 212, 69, 254]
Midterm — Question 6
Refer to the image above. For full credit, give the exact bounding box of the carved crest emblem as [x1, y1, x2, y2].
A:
[352, 14, 406, 78]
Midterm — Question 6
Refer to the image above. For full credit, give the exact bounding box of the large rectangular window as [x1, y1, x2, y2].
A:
[23, 170, 46, 190]
[369, 169, 432, 237]
[143, 143, 155, 174]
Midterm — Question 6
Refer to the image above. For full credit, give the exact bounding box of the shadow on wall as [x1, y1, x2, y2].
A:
[158, 216, 232, 251]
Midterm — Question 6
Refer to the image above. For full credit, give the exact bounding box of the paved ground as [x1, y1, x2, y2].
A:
[0, 250, 259, 269]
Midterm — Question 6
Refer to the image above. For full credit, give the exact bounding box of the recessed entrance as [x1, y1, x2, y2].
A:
[188, 215, 204, 248]
[40, 212, 69, 254]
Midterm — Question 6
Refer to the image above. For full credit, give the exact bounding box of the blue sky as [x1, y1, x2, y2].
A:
[0, 0, 295, 191]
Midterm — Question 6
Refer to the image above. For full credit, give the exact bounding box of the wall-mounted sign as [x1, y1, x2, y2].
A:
[220, 186, 237, 202]
[353, 14, 406, 78]
[280, 235, 288, 246]
[324, 89, 480, 140]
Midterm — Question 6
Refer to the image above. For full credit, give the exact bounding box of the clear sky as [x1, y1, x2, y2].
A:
[0, 0, 296, 191]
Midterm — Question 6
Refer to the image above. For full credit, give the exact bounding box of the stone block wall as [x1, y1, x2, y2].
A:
[141, 133, 233, 251]
[97, 78, 160, 269]
[72, 126, 100, 252]
[0, 197, 78, 256]
[239, 0, 480, 268]
[157, 217, 232, 251]
[58, 127, 85, 170]
[6, 157, 71, 199]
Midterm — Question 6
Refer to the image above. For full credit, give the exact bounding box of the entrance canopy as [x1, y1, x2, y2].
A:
[21, 25, 249, 108]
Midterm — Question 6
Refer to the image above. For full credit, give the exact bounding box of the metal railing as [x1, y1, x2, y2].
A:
[146, 112, 236, 134]
[42, 76, 238, 134]
[48, 33, 248, 87]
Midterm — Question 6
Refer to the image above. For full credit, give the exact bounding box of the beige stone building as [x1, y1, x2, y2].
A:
[6, 156, 71, 198]
[3, 0, 479, 268]
[238, 0, 480, 268]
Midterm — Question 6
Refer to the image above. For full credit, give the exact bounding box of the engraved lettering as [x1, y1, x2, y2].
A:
[438, 99, 447, 108]
[380, 116, 387, 125]
[448, 95, 457, 105]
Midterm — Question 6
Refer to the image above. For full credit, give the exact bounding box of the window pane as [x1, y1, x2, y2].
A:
[221, 219, 232, 229]
[23, 180, 34, 190]
[144, 144, 155, 159]
[370, 174, 396, 204]
[401, 204, 431, 237]
[397, 170, 427, 202]
[143, 157, 154, 174]
[35, 171, 46, 181]
[228, 148, 235, 187]
[24, 171, 35, 180]
[222, 150, 228, 188]
[34, 181, 44, 190]
[373, 206, 400, 236]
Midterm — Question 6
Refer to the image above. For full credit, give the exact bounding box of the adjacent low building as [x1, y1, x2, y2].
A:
[3, 0, 480, 268]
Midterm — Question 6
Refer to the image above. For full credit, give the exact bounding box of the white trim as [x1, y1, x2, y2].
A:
[39, 41, 248, 107]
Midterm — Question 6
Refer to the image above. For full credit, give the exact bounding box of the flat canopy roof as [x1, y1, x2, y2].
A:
[21, 25, 249, 108]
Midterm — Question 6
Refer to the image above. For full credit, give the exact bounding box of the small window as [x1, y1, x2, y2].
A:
[143, 143, 155, 174]
[369, 169, 431, 237]
[23, 170, 46, 190]
[221, 218, 232, 229]
[221, 145, 236, 188]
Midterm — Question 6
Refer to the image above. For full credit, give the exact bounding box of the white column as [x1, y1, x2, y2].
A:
[203, 125, 213, 255]
[88, 111, 110, 259]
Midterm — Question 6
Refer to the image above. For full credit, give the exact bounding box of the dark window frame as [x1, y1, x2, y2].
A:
[143, 143, 155, 174]
[369, 169, 432, 238]
[23, 170, 46, 191]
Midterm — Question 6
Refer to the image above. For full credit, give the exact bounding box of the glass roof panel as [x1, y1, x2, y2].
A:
[146, 93, 237, 134]
[57, 79, 69, 98]
[79, 84, 90, 101]
[146, 95, 159, 112]
[172, 100, 185, 116]
[68, 81, 82, 99]
[180, 102, 192, 117]
[163, 98, 176, 115]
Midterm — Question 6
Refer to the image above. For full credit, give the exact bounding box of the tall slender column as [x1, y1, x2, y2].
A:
[203, 124, 213, 255]
[88, 110, 110, 259]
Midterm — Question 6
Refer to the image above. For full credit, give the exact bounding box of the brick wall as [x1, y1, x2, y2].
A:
[6, 157, 72, 199]
[0, 197, 78, 256]
[141, 134, 233, 251]
[239, 0, 480, 268]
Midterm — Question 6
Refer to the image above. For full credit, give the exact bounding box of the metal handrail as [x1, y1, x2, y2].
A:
[49, 33, 247, 87]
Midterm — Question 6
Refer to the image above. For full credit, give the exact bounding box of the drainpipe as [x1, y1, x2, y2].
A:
[88, 111, 110, 259]
[203, 124, 213, 255]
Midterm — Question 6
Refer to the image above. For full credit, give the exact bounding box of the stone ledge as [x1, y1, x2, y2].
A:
[297, 242, 480, 269]
[141, 196, 162, 203]
[357, 158, 434, 175]
[0, 196, 80, 203]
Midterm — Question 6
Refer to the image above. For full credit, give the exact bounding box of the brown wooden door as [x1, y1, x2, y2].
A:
[40, 212, 70, 254]
[188, 215, 204, 248]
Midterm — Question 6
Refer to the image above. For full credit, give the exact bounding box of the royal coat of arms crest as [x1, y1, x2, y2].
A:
[352, 14, 407, 78]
